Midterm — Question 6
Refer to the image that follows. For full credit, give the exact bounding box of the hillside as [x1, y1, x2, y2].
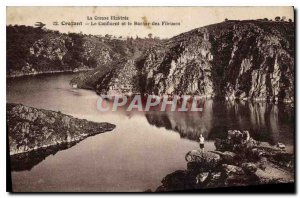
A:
[7, 20, 295, 103]
[6, 25, 160, 78]
[74, 20, 294, 103]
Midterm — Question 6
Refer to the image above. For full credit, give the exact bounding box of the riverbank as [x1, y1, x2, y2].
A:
[7, 68, 93, 78]
[155, 130, 294, 192]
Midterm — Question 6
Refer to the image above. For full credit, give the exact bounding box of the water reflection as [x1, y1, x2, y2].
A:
[96, 96, 294, 145]
[10, 98, 294, 172]
[142, 100, 294, 145]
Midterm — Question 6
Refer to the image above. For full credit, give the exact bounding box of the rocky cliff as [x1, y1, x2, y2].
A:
[138, 20, 294, 102]
[7, 103, 115, 155]
[72, 20, 294, 103]
[69, 39, 159, 91]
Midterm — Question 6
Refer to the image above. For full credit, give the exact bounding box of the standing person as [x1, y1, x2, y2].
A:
[199, 134, 205, 154]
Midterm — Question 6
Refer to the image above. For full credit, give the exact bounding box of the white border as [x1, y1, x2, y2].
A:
[1, 0, 299, 197]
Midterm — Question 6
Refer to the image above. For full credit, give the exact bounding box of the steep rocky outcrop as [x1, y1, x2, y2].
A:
[7, 103, 115, 156]
[72, 20, 294, 103]
[70, 40, 158, 92]
[155, 130, 294, 192]
[138, 20, 294, 102]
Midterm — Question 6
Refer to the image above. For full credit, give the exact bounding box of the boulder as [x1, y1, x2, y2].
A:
[210, 151, 237, 164]
[222, 164, 244, 176]
[277, 142, 286, 150]
[204, 172, 223, 188]
[259, 157, 268, 170]
[214, 130, 257, 153]
[157, 170, 195, 192]
[241, 163, 258, 174]
[196, 172, 209, 184]
[221, 164, 260, 187]
[185, 150, 221, 170]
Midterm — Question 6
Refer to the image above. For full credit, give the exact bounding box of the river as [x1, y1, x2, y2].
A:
[7, 73, 294, 192]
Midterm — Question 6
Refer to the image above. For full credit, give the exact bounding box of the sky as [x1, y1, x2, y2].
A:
[7, 7, 294, 38]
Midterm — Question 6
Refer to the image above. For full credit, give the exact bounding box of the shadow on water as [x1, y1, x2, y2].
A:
[10, 142, 76, 171]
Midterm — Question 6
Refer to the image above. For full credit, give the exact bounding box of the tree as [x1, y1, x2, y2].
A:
[275, 16, 281, 21]
[34, 22, 46, 29]
[105, 34, 112, 39]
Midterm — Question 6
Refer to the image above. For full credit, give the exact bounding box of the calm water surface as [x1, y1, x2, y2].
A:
[7, 73, 294, 192]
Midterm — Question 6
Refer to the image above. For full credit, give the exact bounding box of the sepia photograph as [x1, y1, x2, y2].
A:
[6, 6, 295, 192]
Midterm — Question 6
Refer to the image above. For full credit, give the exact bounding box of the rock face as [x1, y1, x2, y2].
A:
[71, 20, 294, 103]
[156, 129, 294, 192]
[7, 103, 116, 155]
[139, 21, 294, 103]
